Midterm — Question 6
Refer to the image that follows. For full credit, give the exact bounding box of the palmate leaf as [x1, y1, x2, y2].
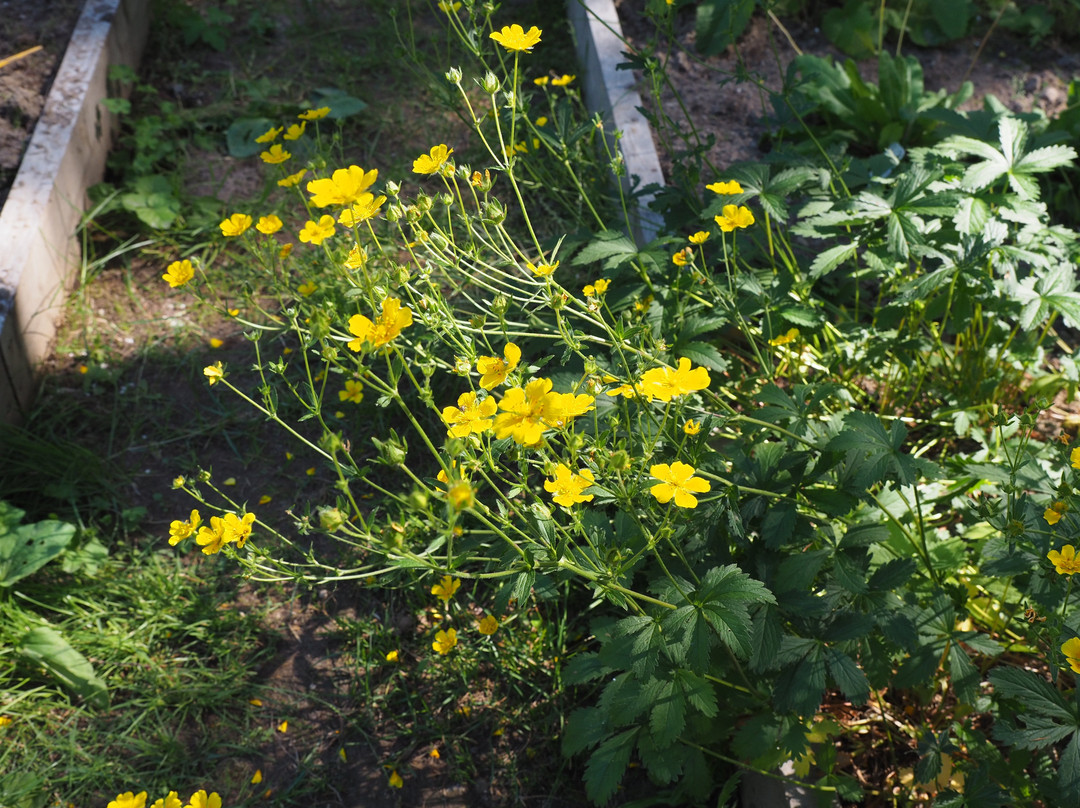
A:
[825, 410, 918, 486]
[944, 117, 1077, 200]
[989, 667, 1076, 723]
[1060, 734, 1080, 808]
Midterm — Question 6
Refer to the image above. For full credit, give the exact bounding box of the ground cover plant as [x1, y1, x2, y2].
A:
[8, 0, 1080, 806]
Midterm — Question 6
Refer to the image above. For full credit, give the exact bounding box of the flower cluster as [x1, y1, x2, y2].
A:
[168, 510, 256, 555]
[107, 790, 221, 808]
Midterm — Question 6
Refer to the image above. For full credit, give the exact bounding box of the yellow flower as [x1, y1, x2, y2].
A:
[337, 193, 386, 225]
[339, 379, 364, 404]
[385, 650, 399, 662]
[650, 462, 711, 509]
[438, 0, 462, 10]
[204, 362, 224, 385]
[535, 116, 548, 126]
[280, 243, 293, 257]
[283, 121, 306, 140]
[672, 248, 691, 266]
[443, 391, 498, 437]
[527, 260, 558, 276]
[476, 343, 522, 389]
[277, 721, 288, 733]
[260, 144, 291, 164]
[431, 574, 461, 602]
[388, 770, 404, 788]
[447, 480, 475, 510]
[278, 168, 308, 187]
[715, 204, 755, 232]
[1072, 446, 1080, 469]
[585, 279, 611, 297]
[413, 144, 454, 175]
[149, 791, 182, 808]
[544, 464, 596, 507]
[185, 790, 221, 808]
[162, 259, 195, 288]
[299, 215, 336, 245]
[490, 24, 542, 52]
[689, 231, 710, 244]
[256, 214, 283, 234]
[683, 419, 702, 435]
[493, 378, 566, 445]
[298, 107, 331, 120]
[706, 179, 743, 195]
[250, 698, 263, 706]
[0, 716, 11, 727]
[344, 245, 367, 269]
[208, 337, 224, 349]
[258, 495, 272, 504]
[306, 165, 378, 207]
[298, 281, 318, 296]
[168, 509, 201, 546]
[533, 76, 549, 86]
[769, 328, 800, 347]
[108, 793, 147, 808]
[477, 615, 498, 635]
[222, 512, 256, 548]
[433, 628, 458, 654]
[220, 213, 253, 237]
[639, 357, 712, 402]
[251, 771, 263, 785]
[1062, 637, 1080, 674]
[1048, 544, 1080, 575]
[552, 73, 575, 86]
[254, 126, 282, 143]
[1045, 501, 1068, 526]
[347, 297, 413, 351]
[430, 747, 441, 758]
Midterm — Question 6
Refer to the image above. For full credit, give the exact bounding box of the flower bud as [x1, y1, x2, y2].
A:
[491, 294, 509, 317]
[318, 507, 346, 531]
[440, 192, 454, 207]
[480, 71, 500, 94]
[384, 180, 401, 197]
[386, 203, 403, 222]
[445, 66, 463, 83]
[481, 198, 505, 225]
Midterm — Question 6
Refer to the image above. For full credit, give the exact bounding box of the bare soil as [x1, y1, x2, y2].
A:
[614, 1, 1080, 177]
[0, 0, 84, 206]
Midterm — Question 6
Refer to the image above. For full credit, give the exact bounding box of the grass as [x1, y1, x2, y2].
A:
[1, 1, 597, 806]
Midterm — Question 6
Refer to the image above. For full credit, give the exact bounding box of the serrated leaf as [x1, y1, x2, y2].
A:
[584, 729, 636, 804]
[649, 678, 685, 748]
[563, 707, 612, 756]
[573, 230, 638, 268]
[677, 341, 729, 373]
[773, 646, 827, 715]
[1060, 733, 1080, 808]
[809, 242, 858, 279]
[990, 667, 1076, 722]
[564, 652, 614, 685]
[678, 670, 718, 718]
[825, 647, 870, 704]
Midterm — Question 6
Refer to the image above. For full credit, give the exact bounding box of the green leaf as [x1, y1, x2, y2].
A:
[563, 707, 612, 756]
[825, 647, 870, 704]
[0, 517, 76, 587]
[564, 652, 614, 685]
[989, 667, 1076, 722]
[809, 242, 858, 279]
[17, 625, 108, 708]
[678, 670, 718, 718]
[677, 341, 730, 373]
[307, 87, 368, 119]
[119, 175, 181, 229]
[823, 0, 877, 58]
[773, 646, 826, 715]
[225, 117, 275, 157]
[648, 678, 685, 749]
[694, 0, 754, 55]
[584, 729, 637, 804]
[573, 230, 639, 269]
[825, 410, 917, 486]
[1060, 733, 1080, 808]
